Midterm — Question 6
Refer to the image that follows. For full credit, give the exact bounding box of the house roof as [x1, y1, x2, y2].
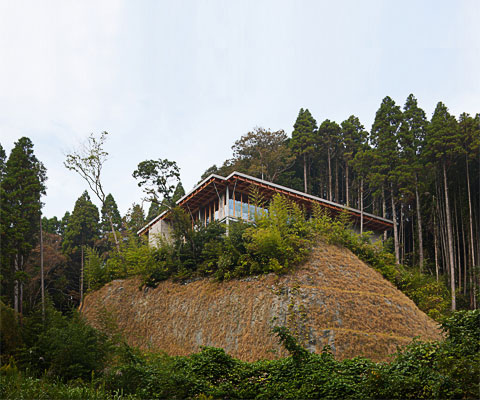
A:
[138, 171, 394, 236]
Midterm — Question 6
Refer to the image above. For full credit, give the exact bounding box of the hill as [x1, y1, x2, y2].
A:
[82, 240, 441, 362]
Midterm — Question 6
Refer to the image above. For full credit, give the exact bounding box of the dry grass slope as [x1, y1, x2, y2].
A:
[82, 240, 442, 362]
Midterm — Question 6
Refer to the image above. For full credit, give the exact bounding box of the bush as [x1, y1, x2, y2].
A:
[19, 312, 110, 382]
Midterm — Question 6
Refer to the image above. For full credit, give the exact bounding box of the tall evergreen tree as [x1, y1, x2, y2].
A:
[291, 108, 317, 193]
[172, 182, 185, 203]
[123, 203, 145, 235]
[317, 119, 342, 201]
[370, 96, 403, 262]
[59, 211, 70, 237]
[341, 116, 368, 207]
[0, 138, 46, 316]
[425, 102, 461, 310]
[62, 191, 99, 305]
[100, 193, 122, 235]
[399, 94, 427, 269]
[0, 143, 6, 178]
[146, 202, 161, 222]
[458, 112, 480, 307]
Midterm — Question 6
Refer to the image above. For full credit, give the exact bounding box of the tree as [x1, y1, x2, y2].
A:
[100, 193, 122, 236]
[317, 120, 342, 202]
[291, 109, 318, 193]
[0, 143, 6, 179]
[458, 112, 480, 308]
[59, 211, 70, 237]
[123, 203, 146, 234]
[231, 127, 294, 182]
[146, 202, 161, 222]
[0, 137, 46, 318]
[64, 131, 120, 252]
[62, 191, 99, 305]
[133, 158, 180, 207]
[341, 116, 368, 206]
[370, 96, 403, 263]
[399, 94, 427, 269]
[425, 102, 461, 310]
[172, 182, 185, 203]
[41, 216, 61, 235]
[200, 164, 219, 181]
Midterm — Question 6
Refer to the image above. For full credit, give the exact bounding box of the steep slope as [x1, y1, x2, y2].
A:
[82, 241, 442, 362]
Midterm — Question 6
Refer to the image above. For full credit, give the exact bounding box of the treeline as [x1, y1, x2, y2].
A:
[0, 137, 175, 314]
[202, 95, 480, 311]
[1, 95, 478, 316]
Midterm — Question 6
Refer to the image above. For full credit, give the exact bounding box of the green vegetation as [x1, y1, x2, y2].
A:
[2, 308, 479, 399]
[1, 94, 479, 397]
[84, 194, 448, 319]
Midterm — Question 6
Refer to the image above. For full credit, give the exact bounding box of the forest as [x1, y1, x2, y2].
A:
[0, 94, 479, 398]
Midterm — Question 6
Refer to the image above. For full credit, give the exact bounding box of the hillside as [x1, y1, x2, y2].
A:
[82, 240, 442, 362]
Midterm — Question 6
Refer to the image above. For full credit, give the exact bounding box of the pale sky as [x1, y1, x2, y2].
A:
[1, 0, 479, 218]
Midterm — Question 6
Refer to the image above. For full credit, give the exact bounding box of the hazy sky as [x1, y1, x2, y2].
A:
[1, 0, 479, 218]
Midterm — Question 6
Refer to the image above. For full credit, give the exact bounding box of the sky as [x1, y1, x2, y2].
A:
[1, 0, 479, 219]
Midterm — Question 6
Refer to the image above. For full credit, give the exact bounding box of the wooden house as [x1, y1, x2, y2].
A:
[138, 171, 393, 246]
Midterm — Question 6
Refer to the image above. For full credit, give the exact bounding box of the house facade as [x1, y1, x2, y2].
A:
[138, 171, 394, 246]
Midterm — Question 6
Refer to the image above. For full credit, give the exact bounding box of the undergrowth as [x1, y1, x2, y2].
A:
[84, 194, 450, 320]
[2, 310, 478, 399]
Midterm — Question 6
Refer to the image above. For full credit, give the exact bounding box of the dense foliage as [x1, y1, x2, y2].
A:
[2, 308, 478, 399]
[1, 93, 478, 397]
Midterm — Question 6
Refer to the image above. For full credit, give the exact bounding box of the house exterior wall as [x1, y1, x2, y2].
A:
[148, 219, 172, 246]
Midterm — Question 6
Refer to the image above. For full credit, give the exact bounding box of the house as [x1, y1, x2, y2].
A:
[137, 171, 393, 246]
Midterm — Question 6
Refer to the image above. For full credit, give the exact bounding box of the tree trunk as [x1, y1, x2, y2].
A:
[466, 155, 476, 271]
[327, 148, 332, 201]
[390, 187, 400, 264]
[345, 165, 349, 206]
[443, 161, 456, 311]
[400, 203, 404, 265]
[303, 154, 308, 194]
[415, 176, 424, 271]
[382, 187, 387, 242]
[19, 254, 23, 324]
[360, 178, 364, 234]
[40, 215, 45, 325]
[454, 200, 461, 291]
[335, 158, 339, 202]
[80, 245, 84, 305]
[14, 254, 19, 315]
[106, 212, 120, 253]
[434, 212, 439, 281]
[462, 223, 467, 296]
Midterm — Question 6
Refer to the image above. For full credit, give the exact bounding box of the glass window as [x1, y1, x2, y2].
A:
[242, 201, 248, 220]
[235, 200, 241, 218]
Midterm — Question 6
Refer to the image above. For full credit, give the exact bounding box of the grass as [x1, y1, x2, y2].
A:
[82, 240, 441, 362]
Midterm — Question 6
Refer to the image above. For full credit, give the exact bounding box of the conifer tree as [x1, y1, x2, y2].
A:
[172, 182, 185, 203]
[0, 138, 46, 316]
[458, 112, 480, 307]
[317, 119, 342, 201]
[62, 191, 99, 305]
[124, 203, 145, 234]
[291, 108, 317, 193]
[100, 193, 122, 235]
[399, 94, 427, 269]
[370, 96, 403, 263]
[146, 202, 161, 222]
[341, 116, 368, 206]
[425, 102, 461, 310]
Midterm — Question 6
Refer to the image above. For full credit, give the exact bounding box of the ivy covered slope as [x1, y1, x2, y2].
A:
[82, 198, 443, 363]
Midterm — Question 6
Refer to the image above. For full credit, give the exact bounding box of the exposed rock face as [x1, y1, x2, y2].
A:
[82, 242, 442, 362]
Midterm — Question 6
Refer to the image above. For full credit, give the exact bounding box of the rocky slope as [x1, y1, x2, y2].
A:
[82, 241, 442, 362]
